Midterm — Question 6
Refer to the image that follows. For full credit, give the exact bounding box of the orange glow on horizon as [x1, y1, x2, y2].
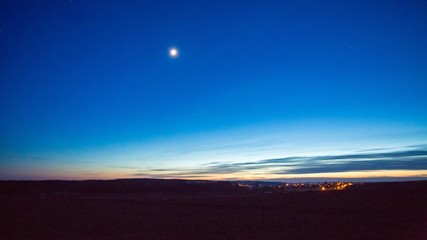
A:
[4, 168, 427, 181]
[115, 169, 427, 181]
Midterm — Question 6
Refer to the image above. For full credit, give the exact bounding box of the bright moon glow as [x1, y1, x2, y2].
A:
[169, 48, 178, 58]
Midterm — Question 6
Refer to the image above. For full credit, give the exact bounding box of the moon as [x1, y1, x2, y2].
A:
[169, 47, 178, 58]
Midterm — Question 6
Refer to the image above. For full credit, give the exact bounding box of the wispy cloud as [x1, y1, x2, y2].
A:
[0, 154, 48, 162]
[199, 149, 427, 174]
[132, 145, 427, 179]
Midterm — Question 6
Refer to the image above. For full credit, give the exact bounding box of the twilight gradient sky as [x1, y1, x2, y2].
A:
[1, 0, 427, 181]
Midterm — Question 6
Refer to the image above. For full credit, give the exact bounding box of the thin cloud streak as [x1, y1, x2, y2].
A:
[133, 146, 427, 179]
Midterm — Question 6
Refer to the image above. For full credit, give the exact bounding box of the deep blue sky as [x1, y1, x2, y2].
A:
[1, 0, 427, 180]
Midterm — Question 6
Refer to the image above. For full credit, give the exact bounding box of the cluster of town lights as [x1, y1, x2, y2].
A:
[321, 182, 353, 191]
[237, 181, 354, 192]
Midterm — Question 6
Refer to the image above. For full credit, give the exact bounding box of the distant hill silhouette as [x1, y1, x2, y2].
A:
[0, 179, 249, 195]
[1, 178, 427, 195]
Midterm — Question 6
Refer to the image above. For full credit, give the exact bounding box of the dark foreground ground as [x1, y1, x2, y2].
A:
[1, 180, 427, 240]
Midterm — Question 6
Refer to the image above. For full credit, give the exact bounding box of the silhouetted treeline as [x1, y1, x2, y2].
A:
[1, 179, 426, 196]
[0, 179, 249, 195]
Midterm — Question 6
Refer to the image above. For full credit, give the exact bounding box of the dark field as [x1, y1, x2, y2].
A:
[1, 180, 427, 240]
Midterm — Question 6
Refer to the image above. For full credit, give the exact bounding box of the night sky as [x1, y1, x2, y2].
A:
[1, 0, 427, 181]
